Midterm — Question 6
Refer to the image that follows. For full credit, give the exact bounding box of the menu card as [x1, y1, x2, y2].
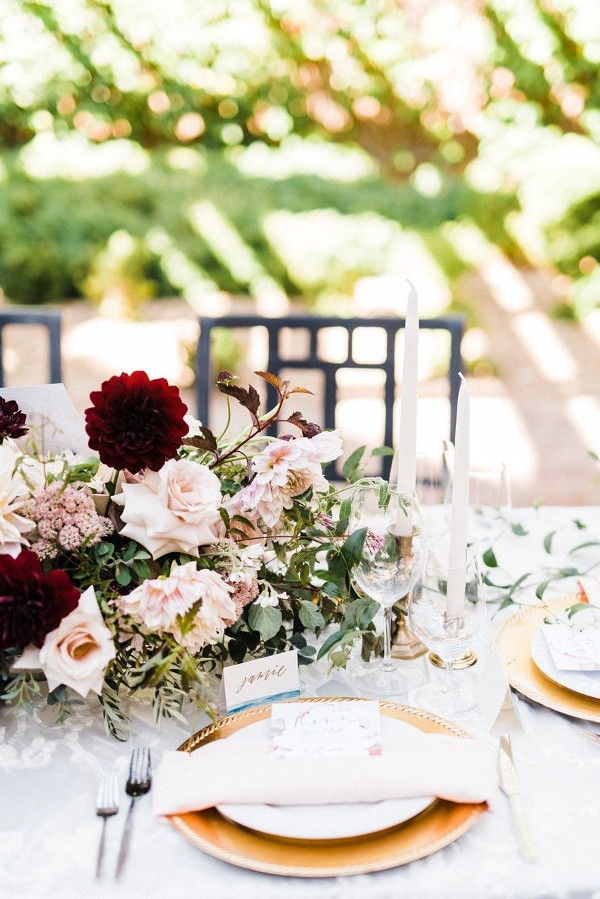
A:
[542, 623, 600, 671]
[270, 700, 381, 758]
[0, 384, 89, 454]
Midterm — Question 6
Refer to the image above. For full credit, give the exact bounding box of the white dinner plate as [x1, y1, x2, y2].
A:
[530, 626, 600, 700]
[216, 716, 434, 841]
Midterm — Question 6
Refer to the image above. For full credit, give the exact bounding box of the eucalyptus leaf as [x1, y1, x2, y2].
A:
[298, 600, 325, 630]
[248, 604, 283, 641]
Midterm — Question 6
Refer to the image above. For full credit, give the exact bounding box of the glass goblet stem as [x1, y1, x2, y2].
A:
[441, 659, 459, 696]
[381, 604, 395, 672]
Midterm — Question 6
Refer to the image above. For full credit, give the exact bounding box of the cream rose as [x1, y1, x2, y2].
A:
[38, 586, 116, 698]
[113, 459, 224, 558]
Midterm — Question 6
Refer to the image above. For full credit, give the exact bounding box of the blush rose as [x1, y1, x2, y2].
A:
[113, 459, 224, 558]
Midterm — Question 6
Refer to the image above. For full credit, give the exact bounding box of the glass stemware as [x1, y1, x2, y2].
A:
[445, 461, 511, 551]
[407, 543, 487, 716]
[349, 480, 424, 697]
[415, 440, 453, 545]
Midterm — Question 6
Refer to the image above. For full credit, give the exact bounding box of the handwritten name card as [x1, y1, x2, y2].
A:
[222, 648, 300, 712]
[270, 700, 382, 758]
[542, 622, 600, 671]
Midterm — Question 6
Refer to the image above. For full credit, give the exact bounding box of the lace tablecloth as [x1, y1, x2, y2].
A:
[3, 508, 600, 899]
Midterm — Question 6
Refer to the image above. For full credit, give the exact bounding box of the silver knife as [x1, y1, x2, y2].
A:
[498, 733, 536, 861]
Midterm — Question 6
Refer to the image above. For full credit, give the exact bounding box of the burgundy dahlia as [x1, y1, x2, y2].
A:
[84, 371, 188, 474]
[0, 550, 80, 650]
[0, 397, 28, 443]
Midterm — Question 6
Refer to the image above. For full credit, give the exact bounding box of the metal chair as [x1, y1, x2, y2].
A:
[0, 306, 62, 386]
[196, 314, 464, 478]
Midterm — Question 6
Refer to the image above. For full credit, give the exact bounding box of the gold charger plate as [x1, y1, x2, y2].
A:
[494, 597, 600, 723]
[169, 697, 487, 878]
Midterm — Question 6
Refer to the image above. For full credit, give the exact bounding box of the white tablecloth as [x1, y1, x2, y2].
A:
[3, 507, 600, 899]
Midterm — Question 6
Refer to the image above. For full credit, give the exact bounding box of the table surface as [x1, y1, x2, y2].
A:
[3, 506, 600, 899]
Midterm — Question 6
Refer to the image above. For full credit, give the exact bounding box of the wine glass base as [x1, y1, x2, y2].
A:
[413, 680, 478, 718]
[351, 662, 423, 698]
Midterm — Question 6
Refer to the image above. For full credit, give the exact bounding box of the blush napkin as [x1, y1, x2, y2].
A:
[152, 732, 497, 817]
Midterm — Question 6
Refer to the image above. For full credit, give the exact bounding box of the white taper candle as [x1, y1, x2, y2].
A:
[447, 376, 470, 614]
[395, 283, 419, 496]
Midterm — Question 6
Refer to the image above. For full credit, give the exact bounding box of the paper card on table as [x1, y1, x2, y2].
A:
[0, 384, 89, 454]
[270, 700, 381, 758]
[475, 647, 510, 732]
[222, 649, 300, 712]
[542, 623, 600, 671]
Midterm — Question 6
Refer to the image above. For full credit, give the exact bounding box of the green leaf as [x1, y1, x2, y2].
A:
[568, 541, 600, 554]
[342, 445, 366, 481]
[341, 527, 367, 569]
[567, 602, 591, 619]
[535, 579, 552, 600]
[371, 445, 394, 457]
[344, 595, 379, 629]
[543, 531, 556, 553]
[316, 629, 347, 660]
[132, 558, 151, 579]
[497, 597, 516, 612]
[298, 600, 325, 630]
[482, 547, 498, 568]
[248, 604, 283, 641]
[115, 563, 132, 587]
[511, 523, 528, 536]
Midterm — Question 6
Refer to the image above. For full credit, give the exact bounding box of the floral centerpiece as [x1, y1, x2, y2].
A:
[0, 372, 379, 738]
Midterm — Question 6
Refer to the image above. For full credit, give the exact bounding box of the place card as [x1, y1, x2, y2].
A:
[542, 622, 600, 671]
[0, 383, 89, 454]
[269, 700, 381, 758]
[221, 648, 301, 713]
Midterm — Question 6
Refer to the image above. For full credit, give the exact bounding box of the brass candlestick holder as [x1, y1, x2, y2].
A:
[389, 531, 428, 660]
[391, 603, 428, 660]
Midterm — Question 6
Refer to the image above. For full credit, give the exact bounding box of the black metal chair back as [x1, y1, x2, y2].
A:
[0, 307, 62, 386]
[196, 314, 464, 479]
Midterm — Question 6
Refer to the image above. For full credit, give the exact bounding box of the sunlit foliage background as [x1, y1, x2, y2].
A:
[1, 0, 599, 319]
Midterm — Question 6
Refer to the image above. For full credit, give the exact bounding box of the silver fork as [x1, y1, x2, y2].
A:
[95, 775, 119, 879]
[114, 747, 152, 880]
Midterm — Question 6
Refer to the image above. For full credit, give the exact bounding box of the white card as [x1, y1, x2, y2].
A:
[270, 700, 381, 758]
[475, 647, 510, 732]
[0, 384, 89, 454]
[222, 649, 300, 712]
[542, 622, 600, 671]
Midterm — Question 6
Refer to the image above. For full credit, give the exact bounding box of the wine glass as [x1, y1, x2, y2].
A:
[445, 461, 511, 551]
[407, 542, 487, 716]
[415, 441, 453, 546]
[348, 480, 424, 697]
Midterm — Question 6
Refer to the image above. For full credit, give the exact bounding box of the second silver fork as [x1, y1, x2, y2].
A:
[115, 746, 152, 880]
[95, 775, 119, 879]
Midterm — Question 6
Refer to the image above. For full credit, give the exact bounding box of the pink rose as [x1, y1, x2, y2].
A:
[113, 459, 224, 558]
[38, 586, 116, 698]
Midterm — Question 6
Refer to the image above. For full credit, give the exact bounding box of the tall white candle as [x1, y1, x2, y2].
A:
[447, 376, 470, 615]
[395, 283, 419, 496]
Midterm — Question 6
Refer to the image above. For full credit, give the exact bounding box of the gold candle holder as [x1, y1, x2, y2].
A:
[428, 648, 478, 669]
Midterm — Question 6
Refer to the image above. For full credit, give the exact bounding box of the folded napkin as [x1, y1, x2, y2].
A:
[152, 732, 497, 817]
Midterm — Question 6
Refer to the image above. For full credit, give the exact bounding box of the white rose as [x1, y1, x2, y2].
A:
[38, 586, 116, 698]
[113, 459, 224, 558]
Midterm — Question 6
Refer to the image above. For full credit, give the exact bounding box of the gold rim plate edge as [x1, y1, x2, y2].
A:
[493, 597, 600, 723]
[169, 697, 487, 878]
